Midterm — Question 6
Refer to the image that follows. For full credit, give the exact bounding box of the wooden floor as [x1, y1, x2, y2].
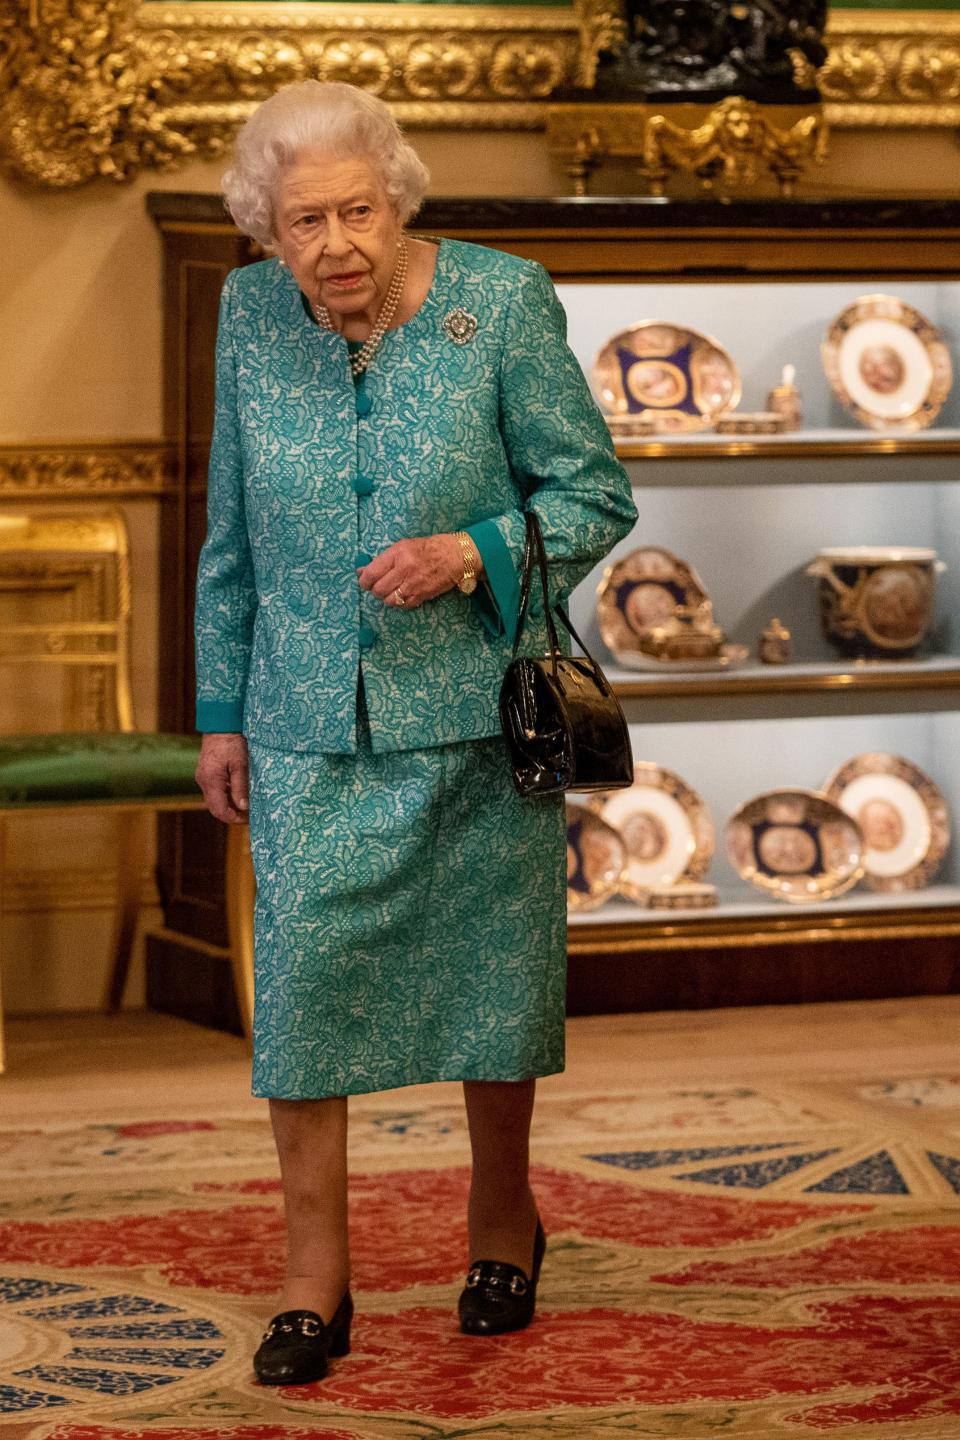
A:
[4, 993, 960, 1122]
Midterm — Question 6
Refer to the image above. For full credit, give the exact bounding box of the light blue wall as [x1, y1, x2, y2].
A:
[557, 279, 960, 910]
[556, 279, 960, 429]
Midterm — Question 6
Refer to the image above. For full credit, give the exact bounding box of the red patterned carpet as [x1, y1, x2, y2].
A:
[5, 1072, 960, 1437]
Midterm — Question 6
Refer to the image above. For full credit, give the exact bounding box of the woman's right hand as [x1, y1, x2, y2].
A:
[196, 733, 250, 823]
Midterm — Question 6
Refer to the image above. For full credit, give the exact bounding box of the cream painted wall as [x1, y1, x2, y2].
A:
[4, 126, 959, 445]
[0, 134, 568, 444]
[2, 122, 959, 1017]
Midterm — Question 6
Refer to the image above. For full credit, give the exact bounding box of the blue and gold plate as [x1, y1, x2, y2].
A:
[566, 802, 627, 912]
[725, 788, 865, 904]
[592, 322, 741, 434]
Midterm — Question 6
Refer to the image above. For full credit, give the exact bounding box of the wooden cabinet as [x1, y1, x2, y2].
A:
[147, 193, 960, 1025]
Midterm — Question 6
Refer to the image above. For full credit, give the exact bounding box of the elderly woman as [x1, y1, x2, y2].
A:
[194, 79, 637, 1384]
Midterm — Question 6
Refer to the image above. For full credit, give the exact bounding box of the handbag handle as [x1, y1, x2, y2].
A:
[514, 510, 560, 661]
[512, 511, 612, 686]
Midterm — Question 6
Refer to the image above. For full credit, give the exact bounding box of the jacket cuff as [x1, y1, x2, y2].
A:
[466, 519, 521, 643]
[196, 698, 245, 733]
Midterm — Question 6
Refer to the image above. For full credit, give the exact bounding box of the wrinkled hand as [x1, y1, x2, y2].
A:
[196, 733, 249, 824]
[358, 533, 474, 609]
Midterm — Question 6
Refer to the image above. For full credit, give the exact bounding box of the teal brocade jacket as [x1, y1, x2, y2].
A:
[195, 238, 638, 754]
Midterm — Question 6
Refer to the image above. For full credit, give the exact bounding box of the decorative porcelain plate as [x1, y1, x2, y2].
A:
[592, 322, 741, 433]
[590, 763, 714, 902]
[822, 295, 953, 431]
[596, 546, 710, 664]
[822, 753, 950, 893]
[725, 788, 865, 904]
[566, 802, 627, 912]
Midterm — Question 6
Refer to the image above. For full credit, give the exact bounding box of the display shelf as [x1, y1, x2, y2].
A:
[608, 655, 960, 700]
[567, 885, 960, 952]
[147, 193, 960, 1022]
[569, 473, 960, 698]
[614, 428, 960, 462]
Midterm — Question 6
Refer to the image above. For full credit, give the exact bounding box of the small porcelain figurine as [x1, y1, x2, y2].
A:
[758, 617, 793, 664]
[767, 364, 802, 431]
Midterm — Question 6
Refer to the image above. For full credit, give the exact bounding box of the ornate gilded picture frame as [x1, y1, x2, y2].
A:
[2, 0, 959, 187]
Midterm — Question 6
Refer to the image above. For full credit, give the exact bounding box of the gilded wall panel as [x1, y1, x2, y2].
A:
[0, 485, 163, 1011]
[2, 4, 960, 187]
[0, 444, 174, 499]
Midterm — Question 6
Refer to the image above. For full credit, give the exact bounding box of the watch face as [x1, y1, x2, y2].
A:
[458, 575, 478, 594]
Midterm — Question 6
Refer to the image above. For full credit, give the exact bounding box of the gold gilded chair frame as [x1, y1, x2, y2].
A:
[1, 3, 958, 187]
[0, 510, 253, 1072]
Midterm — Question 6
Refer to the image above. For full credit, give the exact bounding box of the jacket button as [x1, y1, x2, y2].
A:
[358, 625, 376, 649]
[355, 391, 373, 417]
[353, 474, 374, 495]
[355, 550, 372, 568]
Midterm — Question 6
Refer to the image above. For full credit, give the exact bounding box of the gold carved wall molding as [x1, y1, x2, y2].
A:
[0, 443, 175, 499]
[820, 10, 960, 127]
[1, 3, 959, 187]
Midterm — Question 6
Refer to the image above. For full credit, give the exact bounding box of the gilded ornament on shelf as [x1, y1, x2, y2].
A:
[642, 97, 828, 198]
[766, 364, 802, 431]
[547, 97, 828, 197]
[758, 617, 792, 665]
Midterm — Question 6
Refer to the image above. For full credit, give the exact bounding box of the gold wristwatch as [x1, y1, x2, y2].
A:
[454, 530, 479, 595]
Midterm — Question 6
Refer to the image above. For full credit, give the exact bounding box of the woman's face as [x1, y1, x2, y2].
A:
[271, 149, 402, 321]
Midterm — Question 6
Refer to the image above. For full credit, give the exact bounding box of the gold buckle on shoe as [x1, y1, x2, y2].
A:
[509, 1275, 528, 1296]
[300, 1317, 321, 1337]
[466, 1266, 483, 1288]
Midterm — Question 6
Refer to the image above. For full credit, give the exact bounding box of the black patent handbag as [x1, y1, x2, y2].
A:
[498, 511, 634, 798]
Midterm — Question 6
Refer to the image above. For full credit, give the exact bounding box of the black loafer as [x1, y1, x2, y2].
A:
[458, 1218, 546, 1336]
[253, 1291, 353, 1384]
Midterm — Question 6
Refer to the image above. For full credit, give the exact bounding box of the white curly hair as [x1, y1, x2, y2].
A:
[222, 81, 431, 247]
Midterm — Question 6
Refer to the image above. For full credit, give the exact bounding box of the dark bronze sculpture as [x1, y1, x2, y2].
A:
[586, 0, 827, 103]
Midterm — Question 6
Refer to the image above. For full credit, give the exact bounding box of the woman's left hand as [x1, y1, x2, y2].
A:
[357, 534, 473, 609]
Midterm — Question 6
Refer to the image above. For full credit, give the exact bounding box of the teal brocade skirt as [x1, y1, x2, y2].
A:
[247, 683, 567, 1099]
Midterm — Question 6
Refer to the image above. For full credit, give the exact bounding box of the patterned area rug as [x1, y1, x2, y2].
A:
[4, 1071, 960, 1438]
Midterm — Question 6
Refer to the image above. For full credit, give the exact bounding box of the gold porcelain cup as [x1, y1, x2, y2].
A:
[806, 546, 945, 659]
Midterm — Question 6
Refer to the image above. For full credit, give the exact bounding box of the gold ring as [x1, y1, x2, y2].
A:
[394, 587, 406, 607]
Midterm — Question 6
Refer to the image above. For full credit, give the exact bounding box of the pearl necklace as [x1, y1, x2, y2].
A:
[312, 236, 409, 378]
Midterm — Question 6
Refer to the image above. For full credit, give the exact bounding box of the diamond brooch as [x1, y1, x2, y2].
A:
[443, 308, 478, 345]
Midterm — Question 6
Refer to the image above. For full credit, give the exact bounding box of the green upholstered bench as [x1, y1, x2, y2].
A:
[0, 510, 253, 1073]
[0, 732, 255, 1072]
[0, 732, 203, 808]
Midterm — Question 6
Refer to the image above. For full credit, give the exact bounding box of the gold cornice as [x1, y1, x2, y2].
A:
[0, 443, 175, 499]
[139, 2, 576, 33]
[821, 9, 960, 126]
[1, 4, 959, 187]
